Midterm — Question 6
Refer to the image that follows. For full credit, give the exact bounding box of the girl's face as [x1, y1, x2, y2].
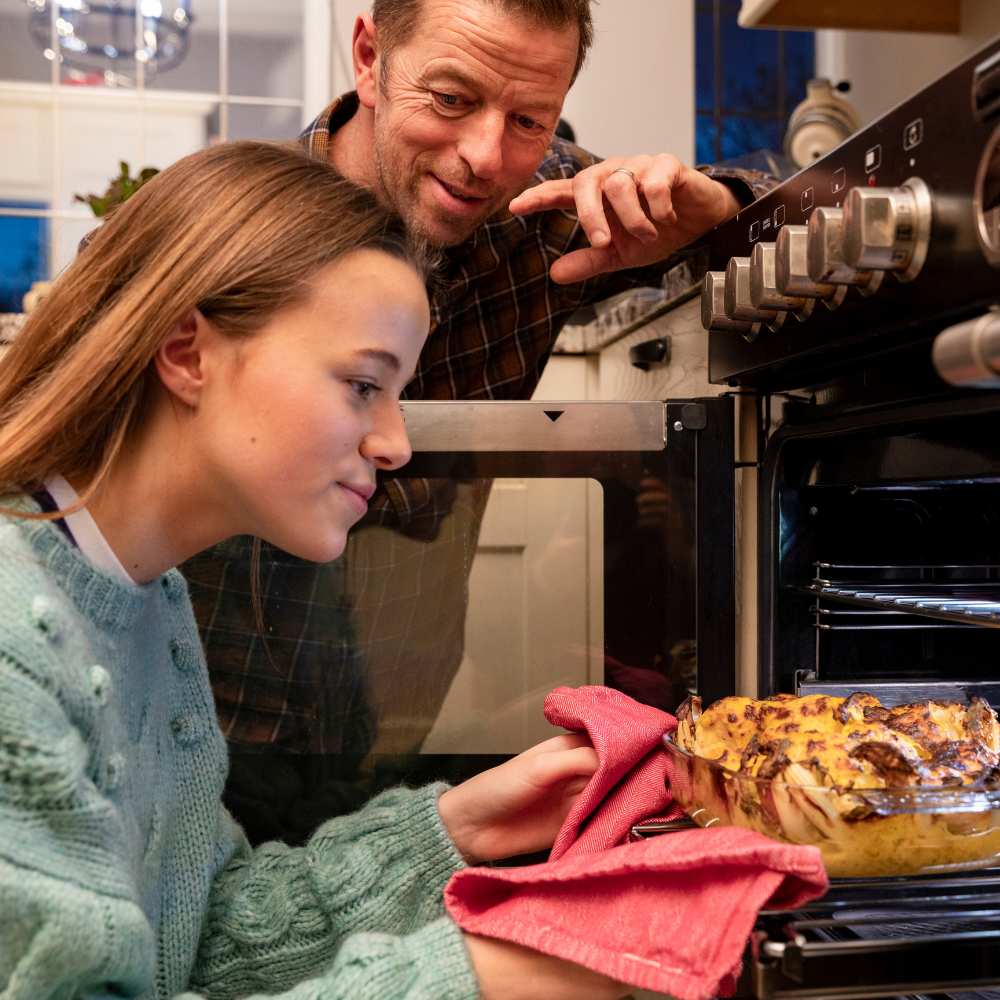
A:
[195, 248, 429, 562]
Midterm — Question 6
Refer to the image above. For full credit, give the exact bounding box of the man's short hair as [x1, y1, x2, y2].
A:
[371, 0, 595, 83]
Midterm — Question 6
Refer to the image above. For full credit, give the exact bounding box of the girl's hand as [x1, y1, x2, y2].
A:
[464, 933, 628, 1000]
[438, 733, 597, 864]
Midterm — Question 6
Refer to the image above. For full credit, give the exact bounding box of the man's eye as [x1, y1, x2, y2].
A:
[432, 91, 463, 109]
[514, 114, 543, 132]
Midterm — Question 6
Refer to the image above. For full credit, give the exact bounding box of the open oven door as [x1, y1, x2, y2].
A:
[194, 397, 735, 845]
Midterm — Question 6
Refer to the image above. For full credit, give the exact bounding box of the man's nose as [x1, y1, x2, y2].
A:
[456, 110, 505, 181]
[362, 403, 412, 471]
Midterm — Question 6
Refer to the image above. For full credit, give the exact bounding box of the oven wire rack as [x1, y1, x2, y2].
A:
[806, 562, 1000, 631]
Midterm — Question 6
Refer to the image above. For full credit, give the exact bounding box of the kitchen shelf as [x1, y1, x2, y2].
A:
[738, 0, 960, 33]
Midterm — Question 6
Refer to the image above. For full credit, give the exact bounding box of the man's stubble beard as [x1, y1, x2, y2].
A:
[372, 120, 498, 249]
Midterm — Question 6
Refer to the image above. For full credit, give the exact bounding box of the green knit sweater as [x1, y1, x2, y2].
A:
[0, 504, 479, 1000]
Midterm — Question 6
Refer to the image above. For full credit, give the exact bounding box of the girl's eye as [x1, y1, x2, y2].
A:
[349, 380, 379, 401]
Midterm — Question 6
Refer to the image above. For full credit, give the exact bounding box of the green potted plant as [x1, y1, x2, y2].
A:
[75, 160, 160, 218]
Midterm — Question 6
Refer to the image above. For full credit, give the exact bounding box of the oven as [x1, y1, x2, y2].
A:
[698, 32, 1000, 1000]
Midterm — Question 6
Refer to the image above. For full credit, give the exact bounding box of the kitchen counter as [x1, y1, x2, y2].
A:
[553, 258, 702, 356]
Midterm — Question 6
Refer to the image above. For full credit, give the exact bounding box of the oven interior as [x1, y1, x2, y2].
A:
[765, 402, 1000, 705]
[750, 389, 1000, 999]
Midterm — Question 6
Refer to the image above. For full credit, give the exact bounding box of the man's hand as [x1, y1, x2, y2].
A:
[508, 154, 741, 284]
[438, 732, 597, 864]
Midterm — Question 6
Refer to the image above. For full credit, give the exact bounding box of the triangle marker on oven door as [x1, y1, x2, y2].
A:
[543, 410, 565, 423]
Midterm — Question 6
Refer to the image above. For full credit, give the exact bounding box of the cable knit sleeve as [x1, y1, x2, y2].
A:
[190, 784, 478, 998]
[0, 644, 478, 1000]
[0, 649, 159, 998]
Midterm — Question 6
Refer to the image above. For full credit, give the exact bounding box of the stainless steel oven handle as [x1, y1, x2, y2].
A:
[932, 311, 1000, 388]
[398, 400, 668, 451]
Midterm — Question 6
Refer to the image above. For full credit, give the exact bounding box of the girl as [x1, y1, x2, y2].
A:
[0, 142, 623, 1000]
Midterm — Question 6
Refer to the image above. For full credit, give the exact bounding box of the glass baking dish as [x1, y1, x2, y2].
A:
[662, 732, 1000, 878]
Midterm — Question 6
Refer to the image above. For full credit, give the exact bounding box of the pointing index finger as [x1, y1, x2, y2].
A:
[508, 178, 575, 216]
[571, 165, 615, 249]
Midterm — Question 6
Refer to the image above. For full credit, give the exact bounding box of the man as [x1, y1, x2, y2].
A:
[312, 0, 767, 389]
[184, 0, 772, 840]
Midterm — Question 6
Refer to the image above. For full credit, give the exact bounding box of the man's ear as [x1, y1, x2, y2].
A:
[354, 13, 379, 109]
[153, 310, 210, 408]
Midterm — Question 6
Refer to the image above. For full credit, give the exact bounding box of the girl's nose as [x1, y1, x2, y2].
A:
[361, 403, 412, 470]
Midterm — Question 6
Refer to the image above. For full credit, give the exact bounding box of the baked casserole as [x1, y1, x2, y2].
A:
[664, 692, 1000, 877]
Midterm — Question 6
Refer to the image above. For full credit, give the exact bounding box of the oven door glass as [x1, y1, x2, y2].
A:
[185, 399, 735, 844]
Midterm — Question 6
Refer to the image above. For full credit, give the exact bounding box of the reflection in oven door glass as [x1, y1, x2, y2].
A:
[186, 470, 696, 844]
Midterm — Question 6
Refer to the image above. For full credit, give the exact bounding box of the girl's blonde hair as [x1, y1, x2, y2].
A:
[0, 140, 431, 509]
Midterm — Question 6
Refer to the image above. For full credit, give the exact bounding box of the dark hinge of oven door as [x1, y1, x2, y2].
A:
[753, 927, 1000, 999]
[665, 396, 736, 706]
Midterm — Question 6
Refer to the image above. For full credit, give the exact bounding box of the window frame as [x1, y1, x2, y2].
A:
[0, 0, 331, 299]
[695, 0, 814, 165]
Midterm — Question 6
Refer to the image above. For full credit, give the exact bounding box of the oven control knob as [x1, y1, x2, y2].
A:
[750, 242, 814, 321]
[932, 312, 1000, 388]
[725, 257, 785, 330]
[700, 270, 761, 340]
[842, 177, 932, 281]
[774, 224, 848, 310]
[807, 206, 883, 295]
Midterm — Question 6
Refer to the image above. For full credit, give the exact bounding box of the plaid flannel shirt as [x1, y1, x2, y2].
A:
[186, 93, 775, 754]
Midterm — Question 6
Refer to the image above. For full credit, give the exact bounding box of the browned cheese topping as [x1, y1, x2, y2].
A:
[675, 692, 1000, 792]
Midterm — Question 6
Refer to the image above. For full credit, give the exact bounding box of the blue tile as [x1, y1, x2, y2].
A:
[695, 2, 813, 166]
[721, 18, 780, 113]
[696, 113, 718, 165]
[784, 31, 816, 107]
[0, 203, 48, 313]
[695, 8, 716, 111]
[720, 116, 784, 159]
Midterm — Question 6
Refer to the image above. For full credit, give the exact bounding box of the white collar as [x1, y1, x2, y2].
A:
[44, 474, 138, 587]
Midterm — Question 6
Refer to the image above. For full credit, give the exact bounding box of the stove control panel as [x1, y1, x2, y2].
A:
[805, 205, 883, 292]
[724, 256, 781, 327]
[700, 270, 759, 339]
[750, 242, 814, 320]
[841, 178, 933, 278]
[774, 225, 847, 308]
[700, 35, 1000, 389]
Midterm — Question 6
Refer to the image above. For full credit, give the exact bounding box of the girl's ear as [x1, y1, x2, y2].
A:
[153, 310, 210, 407]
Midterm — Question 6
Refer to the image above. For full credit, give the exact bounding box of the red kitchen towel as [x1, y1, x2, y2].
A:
[445, 828, 827, 1000]
[545, 683, 681, 859]
[443, 685, 829, 999]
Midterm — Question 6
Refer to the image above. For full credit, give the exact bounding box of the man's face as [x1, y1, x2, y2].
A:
[369, 0, 578, 247]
